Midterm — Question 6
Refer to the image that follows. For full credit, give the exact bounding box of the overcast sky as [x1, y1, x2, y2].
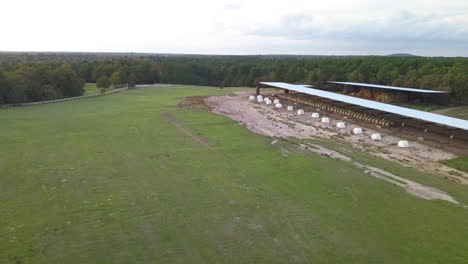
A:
[1, 0, 467, 56]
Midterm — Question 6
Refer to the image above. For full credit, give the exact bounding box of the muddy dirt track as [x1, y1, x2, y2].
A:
[205, 93, 468, 185]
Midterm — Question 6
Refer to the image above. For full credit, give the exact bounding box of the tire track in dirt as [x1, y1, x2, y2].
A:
[161, 112, 213, 148]
[299, 143, 462, 205]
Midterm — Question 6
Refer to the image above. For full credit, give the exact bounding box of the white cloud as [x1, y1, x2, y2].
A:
[0, 0, 467, 56]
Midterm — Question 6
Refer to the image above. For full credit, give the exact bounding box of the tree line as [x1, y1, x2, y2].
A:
[0, 64, 84, 104]
[1, 53, 468, 104]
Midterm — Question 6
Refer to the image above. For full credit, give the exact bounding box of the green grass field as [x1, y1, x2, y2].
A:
[83, 83, 99, 95]
[441, 156, 468, 173]
[1, 85, 467, 264]
[442, 106, 468, 120]
[393, 102, 447, 111]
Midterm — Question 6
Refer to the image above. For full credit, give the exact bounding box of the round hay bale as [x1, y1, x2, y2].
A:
[371, 133, 382, 141]
[312, 112, 320, 119]
[249, 95, 255, 101]
[353, 127, 363, 135]
[275, 103, 282, 109]
[274, 99, 280, 104]
[336, 122, 346, 129]
[297, 109, 305, 115]
[287, 106, 294, 111]
[398, 140, 410, 148]
[321, 117, 330, 124]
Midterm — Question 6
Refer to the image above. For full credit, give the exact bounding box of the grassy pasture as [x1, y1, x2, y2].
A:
[83, 83, 99, 95]
[442, 106, 468, 120]
[393, 102, 446, 111]
[1, 85, 467, 264]
[441, 156, 468, 173]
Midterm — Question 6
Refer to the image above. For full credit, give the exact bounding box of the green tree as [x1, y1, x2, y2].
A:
[1, 55, 468, 102]
[3, 71, 27, 103]
[376, 63, 399, 84]
[92, 64, 117, 82]
[347, 71, 362, 82]
[134, 60, 153, 83]
[52, 64, 85, 97]
[96, 76, 112, 91]
[0, 71, 10, 104]
[111, 71, 123, 87]
[128, 73, 136, 88]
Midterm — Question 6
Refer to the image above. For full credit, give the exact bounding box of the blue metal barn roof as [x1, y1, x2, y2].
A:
[329, 81, 447, 94]
[260, 82, 468, 131]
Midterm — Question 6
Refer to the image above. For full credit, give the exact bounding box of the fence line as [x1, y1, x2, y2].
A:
[0, 87, 129, 108]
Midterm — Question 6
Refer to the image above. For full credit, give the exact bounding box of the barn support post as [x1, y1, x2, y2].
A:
[255, 85, 260, 96]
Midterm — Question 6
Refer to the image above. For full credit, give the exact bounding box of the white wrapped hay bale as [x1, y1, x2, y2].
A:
[257, 97, 264, 103]
[274, 99, 280, 104]
[275, 103, 282, 109]
[287, 106, 294, 111]
[264, 97, 270, 102]
[297, 109, 305, 115]
[321, 117, 330, 124]
[371, 133, 382, 141]
[398, 140, 410, 148]
[336, 122, 346, 129]
[265, 100, 272, 105]
[249, 95, 256, 101]
[353, 127, 363, 135]
[312, 113, 320, 119]
[257, 95, 263, 100]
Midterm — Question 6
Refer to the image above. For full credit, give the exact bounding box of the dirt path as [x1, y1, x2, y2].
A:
[298, 142, 460, 204]
[205, 94, 468, 184]
[161, 112, 213, 148]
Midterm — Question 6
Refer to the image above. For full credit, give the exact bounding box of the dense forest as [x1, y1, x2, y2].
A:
[1, 52, 467, 104]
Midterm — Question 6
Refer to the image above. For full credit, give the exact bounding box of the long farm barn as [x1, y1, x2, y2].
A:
[260, 82, 468, 155]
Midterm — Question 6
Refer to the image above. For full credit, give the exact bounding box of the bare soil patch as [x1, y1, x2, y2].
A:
[205, 94, 468, 184]
[178, 96, 212, 110]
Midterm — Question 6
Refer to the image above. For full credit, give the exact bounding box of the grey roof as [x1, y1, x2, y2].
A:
[329, 81, 447, 94]
[260, 82, 468, 131]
